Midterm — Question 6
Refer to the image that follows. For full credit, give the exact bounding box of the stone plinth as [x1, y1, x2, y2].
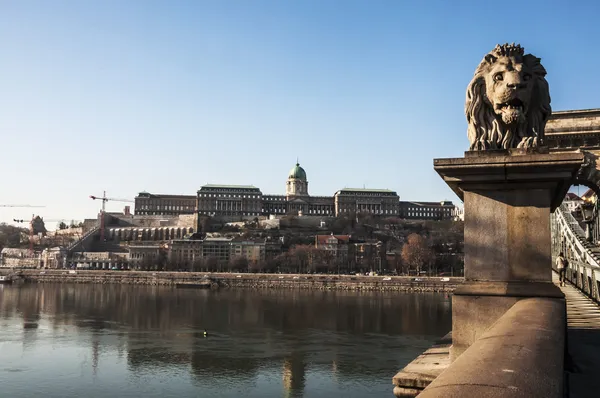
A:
[392, 332, 452, 397]
[434, 150, 583, 359]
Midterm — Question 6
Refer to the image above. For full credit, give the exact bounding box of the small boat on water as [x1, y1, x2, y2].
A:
[175, 280, 213, 289]
[0, 276, 12, 284]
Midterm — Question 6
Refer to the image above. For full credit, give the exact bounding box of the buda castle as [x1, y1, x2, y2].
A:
[135, 162, 455, 221]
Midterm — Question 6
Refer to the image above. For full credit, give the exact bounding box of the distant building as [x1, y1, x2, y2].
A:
[169, 239, 203, 265]
[70, 251, 129, 270]
[265, 240, 283, 260]
[129, 244, 163, 269]
[0, 248, 39, 268]
[563, 193, 584, 212]
[133, 161, 453, 222]
[134, 192, 196, 216]
[354, 241, 385, 271]
[31, 216, 48, 236]
[398, 200, 456, 221]
[41, 247, 66, 269]
[315, 234, 351, 262]
[169, 237, 274, 266]
[334, 188, 400, 216]
[452, 206, 465, 222]
[195, 162, 397, 220]
[201, 237, 233, 264]
[197, 185, 263, 219]
[231, 238, 266, 263]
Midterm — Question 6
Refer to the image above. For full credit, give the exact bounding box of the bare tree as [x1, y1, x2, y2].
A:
[228, 256, 249, 272]
[205, 256, 218, 272]
[401, 233, 435, 275]
[191, 257, 205, 272]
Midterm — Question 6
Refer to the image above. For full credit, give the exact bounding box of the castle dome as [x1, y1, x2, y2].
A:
[288, 162, 307, 181]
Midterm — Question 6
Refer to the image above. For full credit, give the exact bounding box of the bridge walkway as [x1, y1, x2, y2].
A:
[553, 272, 600, 398]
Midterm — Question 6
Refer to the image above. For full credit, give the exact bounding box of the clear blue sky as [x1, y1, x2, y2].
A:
[1, 0, 599, 227]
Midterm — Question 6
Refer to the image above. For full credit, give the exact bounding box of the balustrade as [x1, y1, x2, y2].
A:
[552, 205, 600, 304]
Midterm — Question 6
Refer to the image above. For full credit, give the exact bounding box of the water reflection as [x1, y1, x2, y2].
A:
[283, 352, 306, 397]
[0, 284, 451, 398]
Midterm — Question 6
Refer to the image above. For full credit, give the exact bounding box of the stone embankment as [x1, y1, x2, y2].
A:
[2, 270, 462, 292]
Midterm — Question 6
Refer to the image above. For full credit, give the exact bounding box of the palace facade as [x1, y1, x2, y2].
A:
[133, 162, 457, 221]
[193, 162, 400, 220]
[134, 192, 196, 216]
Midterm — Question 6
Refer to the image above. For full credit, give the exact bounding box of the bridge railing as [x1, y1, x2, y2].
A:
[552, 255, 600, 305]
[553, 204, 600, 305]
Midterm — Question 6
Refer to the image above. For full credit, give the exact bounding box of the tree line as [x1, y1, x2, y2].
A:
[131, 230, 462, 276]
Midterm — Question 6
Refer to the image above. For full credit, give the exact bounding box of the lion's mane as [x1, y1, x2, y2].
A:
[466, 44, 551, 151]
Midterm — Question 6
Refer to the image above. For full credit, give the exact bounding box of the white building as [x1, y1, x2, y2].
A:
[563, 193, 583, 213]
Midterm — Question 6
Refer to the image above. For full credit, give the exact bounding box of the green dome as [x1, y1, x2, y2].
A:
[288, 162, 307, 181]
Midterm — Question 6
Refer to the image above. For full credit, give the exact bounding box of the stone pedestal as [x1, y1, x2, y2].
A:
[434, 149, 583, 360]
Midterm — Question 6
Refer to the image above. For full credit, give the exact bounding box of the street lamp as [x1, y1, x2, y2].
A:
[580, 201, 595, 242]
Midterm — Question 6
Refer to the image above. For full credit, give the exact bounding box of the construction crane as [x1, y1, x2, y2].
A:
[13, 215, 66, 254]
[0, 204, 45, 208]
[89, 191, 134, 241]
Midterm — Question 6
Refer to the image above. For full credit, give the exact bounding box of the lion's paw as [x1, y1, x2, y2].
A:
[473, 140, 492, 151]
[517, 137, 539, 149]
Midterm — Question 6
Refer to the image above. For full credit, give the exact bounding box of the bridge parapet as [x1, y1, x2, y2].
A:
[546, 108, 600, 150]
[418, 298, 565, 398]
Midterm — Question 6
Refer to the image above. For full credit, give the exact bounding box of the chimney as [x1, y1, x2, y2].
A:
[124, 206, 131, 216]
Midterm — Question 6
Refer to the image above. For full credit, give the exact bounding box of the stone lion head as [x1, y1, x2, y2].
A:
[466, 43, 551, 151]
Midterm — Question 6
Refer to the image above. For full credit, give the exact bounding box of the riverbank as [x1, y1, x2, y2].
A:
[1, 270, 462, 291]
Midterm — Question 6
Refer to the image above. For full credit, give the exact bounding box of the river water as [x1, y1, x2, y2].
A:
[0, 284, 451, 398]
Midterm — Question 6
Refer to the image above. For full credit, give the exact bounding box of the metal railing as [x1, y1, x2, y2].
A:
[553, 205, 600, 304]
[553, 255, 600, 305]
[559, 203, 587, 237]
[552, 204, 598, 265]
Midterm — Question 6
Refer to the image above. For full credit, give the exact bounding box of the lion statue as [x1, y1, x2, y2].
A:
[466, 43, 551, 151]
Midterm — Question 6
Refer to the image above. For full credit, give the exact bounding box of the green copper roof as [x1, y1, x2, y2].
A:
[288, 163, 307, 181]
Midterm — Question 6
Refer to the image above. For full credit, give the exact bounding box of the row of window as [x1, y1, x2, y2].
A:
[198, 211, 260, 216]
[404, 206, 452, 213]
[338, 208, 399, 215]
[338, 192, 397, 197]
[137, 211, 190, 216]
[137, 205, 195, 211]
[199, 193, 260, 199]
[405, 212, 451, 218]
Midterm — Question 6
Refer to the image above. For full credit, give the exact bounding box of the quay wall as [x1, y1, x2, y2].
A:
[3, 270, 462, 292]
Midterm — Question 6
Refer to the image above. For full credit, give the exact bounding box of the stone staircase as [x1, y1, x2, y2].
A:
[66, 226, 99, 254]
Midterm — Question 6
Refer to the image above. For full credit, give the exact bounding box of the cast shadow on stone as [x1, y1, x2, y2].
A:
[564, 320, 598, 375]
[469, 189, 553, 209]
[463, 215, 552, 284]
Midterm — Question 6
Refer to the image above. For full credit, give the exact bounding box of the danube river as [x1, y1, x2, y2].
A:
[0, 284, 451, 397]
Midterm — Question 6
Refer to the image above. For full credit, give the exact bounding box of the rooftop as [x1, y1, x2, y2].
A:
[316, 234, 351, 244]
[401, 200, 455, 206]
[565, 193, 582, 201]
[203, 237, 234, 242]
[288, 162, 307, 181]
[199, 184, 260, 190]
[336, 188, 396, 193]
[136, 192, 196, 199]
